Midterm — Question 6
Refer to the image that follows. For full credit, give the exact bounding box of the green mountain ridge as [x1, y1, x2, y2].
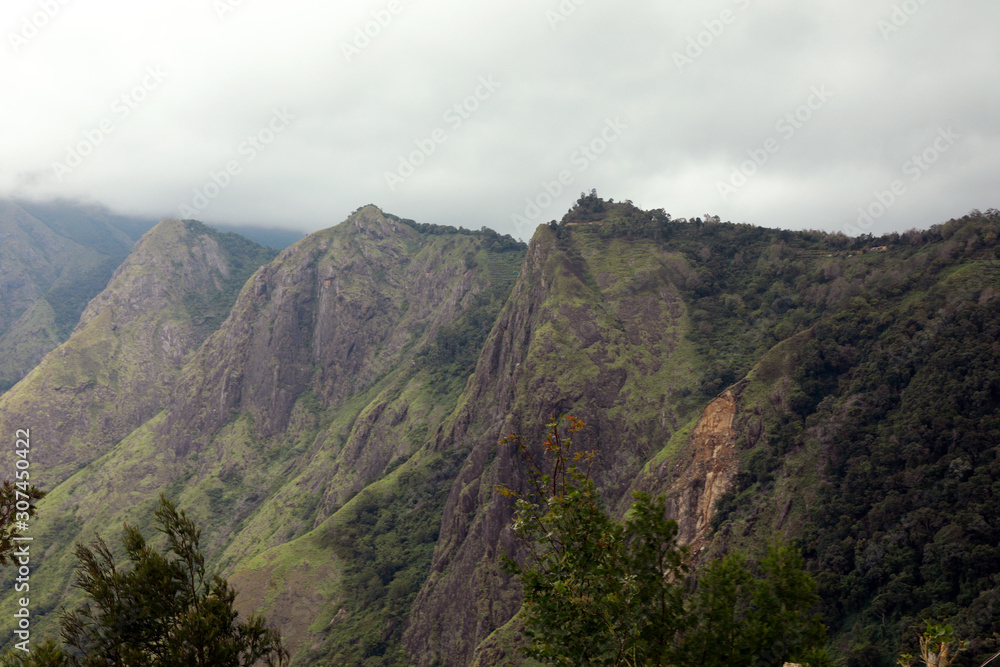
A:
[0, 201, 106, 391]
[0, 218, 276, 487]
[2, 201, 999, 666]
[0, 199, 307, 392]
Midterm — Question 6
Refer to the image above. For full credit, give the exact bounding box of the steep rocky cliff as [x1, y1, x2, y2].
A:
[0, 200, 155, 390]
[0, 206, 526, 660]
[3, 202, 998, 666]
[405, 206, 1000, 666]
[406, 219, 733, 664]
[0, 219, 275, 485]
[403, 223, 717, 665]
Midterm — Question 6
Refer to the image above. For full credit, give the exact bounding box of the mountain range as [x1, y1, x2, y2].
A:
[1, 197, 998, 666]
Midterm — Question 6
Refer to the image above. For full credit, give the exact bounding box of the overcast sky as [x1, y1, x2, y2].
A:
[1, 0, 998, 240]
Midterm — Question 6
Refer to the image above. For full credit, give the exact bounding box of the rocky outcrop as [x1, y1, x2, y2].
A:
[3, 202, 996, 664]
[158, 206, 492, 454]
[659, 390, 738, 547]
[0, 207, 526, 658]
[404, 225, 707, 666]
[0, 219, 273, 485]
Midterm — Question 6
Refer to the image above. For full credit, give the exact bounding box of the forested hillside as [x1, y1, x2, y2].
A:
[1, 200, 997, 666]
[0, 200, 157, 391]
[0, 200, 304, 392]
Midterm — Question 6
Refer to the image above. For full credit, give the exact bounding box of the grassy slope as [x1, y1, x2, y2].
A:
[418, 206, 1000, 666]
[0, 209, 525, 664]
[0, 201, 156, 391]
[4, 201, 997, 666]
[0, 220, 275, 486]
[0, 221, 277, 648]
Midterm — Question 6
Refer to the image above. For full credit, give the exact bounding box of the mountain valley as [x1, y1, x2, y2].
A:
[2, 198, 999, 666]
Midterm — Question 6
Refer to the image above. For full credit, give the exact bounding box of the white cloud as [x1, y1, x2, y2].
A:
[2, 0, 998, 239]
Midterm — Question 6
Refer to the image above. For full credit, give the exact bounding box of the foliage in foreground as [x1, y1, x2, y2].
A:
[897, 622, 971, 667]
[498, 417, 828, 667]
[1, 496, 287, 667]
[0, 481, 45, 567]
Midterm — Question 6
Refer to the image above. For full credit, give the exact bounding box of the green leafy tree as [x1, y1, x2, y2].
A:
[1, 496, 287, 667]
[497, 416, 687, 666]
[908, 622, 964, 667]
[0, 480, 45, 567]
[674, 544, 828, 667]
[499, 416, 828, 666]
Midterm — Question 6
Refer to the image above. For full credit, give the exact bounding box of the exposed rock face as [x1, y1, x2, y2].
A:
[159, 207, 490, 457]
[402, 224, 810, 666]
[0, 199, 154, 390]
[404, 226, 712, 666]
[0, 206, 525, 657]
[0, 219, 273, 485]
[661, 389, 738, 547]
[6, 203, 994, 665]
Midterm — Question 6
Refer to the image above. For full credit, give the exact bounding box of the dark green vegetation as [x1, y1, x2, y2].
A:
[418, 253, 523, 395]
[0, 497, 287, 667]
[1, 199, 998, 666]
[679, 209, 1000, 665]
[305, 452, 461, 666]
[179, 220, 278, 336]
[410, 215, 525, 393]
[0, 481, 45, 566]
[500, 417, 827, 666]
[406, 200, 1000, 666]
[677, 545, 827, 667]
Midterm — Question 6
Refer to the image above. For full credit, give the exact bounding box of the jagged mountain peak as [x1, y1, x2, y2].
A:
[76, 218, 265, 334]
[339, 204, 410, 238]
[3, 205, 998, 666]
[0, 219, 275, 485]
